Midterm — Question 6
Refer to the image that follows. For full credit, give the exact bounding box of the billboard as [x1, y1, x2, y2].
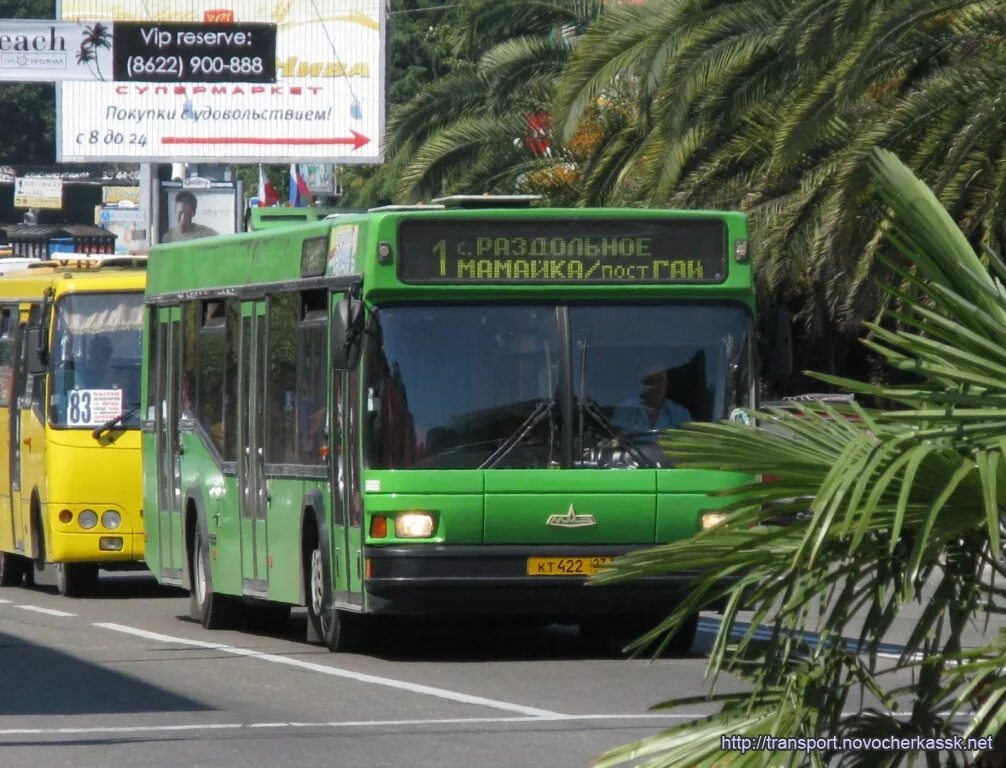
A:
[158, 180, 239, 244]
[57, 1, 384, 163]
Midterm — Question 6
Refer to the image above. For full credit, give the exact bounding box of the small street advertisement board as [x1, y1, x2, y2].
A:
[14, 177, 63, 209]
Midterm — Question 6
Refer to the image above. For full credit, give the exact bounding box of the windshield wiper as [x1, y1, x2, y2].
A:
[479, 397, 556, 469]
[578, 397, 654, 469]
[92, 405, 139, 440]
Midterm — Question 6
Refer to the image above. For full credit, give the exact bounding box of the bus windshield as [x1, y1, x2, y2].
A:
[366, 303, 753, 470]
[49, 292, 144, 430]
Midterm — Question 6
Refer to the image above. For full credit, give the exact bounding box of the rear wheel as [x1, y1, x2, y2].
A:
[0, 552, 27, 587]
[56, 563, 98, 597]
[305, 541, 355, 652]
[190, 526, 240, 629]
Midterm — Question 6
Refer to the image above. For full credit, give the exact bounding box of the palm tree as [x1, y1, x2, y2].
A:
[82, 23, 112, 81]
[552, 0, 1006, 373]
[594, 148, 1006, 767]
[74, 45, 96, 79]
[388, 0, 605, 202]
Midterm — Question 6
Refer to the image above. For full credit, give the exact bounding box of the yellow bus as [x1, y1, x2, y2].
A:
[0, 256, 146, 596]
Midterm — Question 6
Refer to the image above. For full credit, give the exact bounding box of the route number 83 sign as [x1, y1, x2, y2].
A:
[67, 389, 123, 427]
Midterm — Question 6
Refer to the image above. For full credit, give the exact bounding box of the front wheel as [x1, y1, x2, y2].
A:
[56, 563, 98, 597]
[189, 527, 240, 629]
[305, 543, 355, 652]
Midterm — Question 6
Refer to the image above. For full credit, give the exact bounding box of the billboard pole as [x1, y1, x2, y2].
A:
[141, 163, 157, 246]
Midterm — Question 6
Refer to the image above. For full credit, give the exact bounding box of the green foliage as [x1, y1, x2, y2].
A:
[594, 149, 1006, 767]
[554, 0, 1006, 353]
[333, 0, 468, 208]
[388, 0, 605, 202]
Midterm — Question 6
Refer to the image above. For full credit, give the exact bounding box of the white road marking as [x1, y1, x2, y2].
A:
[15, 605, 76, 617]
[0, 598, 12, 604]
[0, 714, 698, 737]
[0, 711, 976, 738]
[94, 622, 563, 718]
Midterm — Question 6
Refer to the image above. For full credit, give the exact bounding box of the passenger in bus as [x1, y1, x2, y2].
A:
[162, 191, 219, 243]
[612, 367, 692, 433]
[76, 335, 117, 390]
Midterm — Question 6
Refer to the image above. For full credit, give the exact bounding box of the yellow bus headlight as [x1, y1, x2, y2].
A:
[101, 510, 121, 530]
[79, 510, 98, 529]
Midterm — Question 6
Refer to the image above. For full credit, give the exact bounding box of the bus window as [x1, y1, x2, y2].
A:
[49, 293, 143, 428]
[180, 302, 199, 419]
[569, 304, 753, 467]
[222, 299, 240, 462]
[266, 292, 298, 465]
[197, 301, 225, 452]
[297, 291, 327, 465]
[365, 305, 560, 470]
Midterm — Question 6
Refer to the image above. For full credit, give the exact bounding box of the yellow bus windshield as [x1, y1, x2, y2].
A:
[49, 292, 144, 429]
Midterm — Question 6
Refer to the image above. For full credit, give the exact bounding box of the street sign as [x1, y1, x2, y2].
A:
[14, 177, 63, 209]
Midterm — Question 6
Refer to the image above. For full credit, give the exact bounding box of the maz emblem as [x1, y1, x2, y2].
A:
[546, 504, 597, 528]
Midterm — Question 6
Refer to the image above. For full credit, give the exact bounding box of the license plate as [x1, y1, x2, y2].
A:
[526, 556, 614, 576]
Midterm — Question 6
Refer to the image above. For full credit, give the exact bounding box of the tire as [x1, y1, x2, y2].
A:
[56, 563, 98, 597]
[305, 536, 355, 652]
[0, 551, 27, 587]
[189, 526, 240, 629]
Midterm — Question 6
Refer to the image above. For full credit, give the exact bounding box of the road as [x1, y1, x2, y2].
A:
[0, 571, 739, 768]
[2, 571, 999, 768]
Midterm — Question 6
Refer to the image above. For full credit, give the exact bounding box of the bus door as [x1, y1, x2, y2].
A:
[0, 306, 16, 549]
[238, 299, 268, 595]
[14, 303, 46, 559]
[332, 293, 364, 605]
[154, 306, 184, 582]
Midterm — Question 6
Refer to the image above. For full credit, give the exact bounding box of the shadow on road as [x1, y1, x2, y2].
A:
[296, 614, 707, 663]
[22, 569, 186, 600]
[0, 629, 209, 716]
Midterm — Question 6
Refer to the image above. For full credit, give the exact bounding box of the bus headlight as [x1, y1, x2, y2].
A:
[101, 510, 121, 530]
[700, 511, 729, 530]
[79, 510, 98, 529]
[395, 512, 435, 538]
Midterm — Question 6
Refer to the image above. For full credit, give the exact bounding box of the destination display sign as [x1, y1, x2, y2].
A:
[397, 219, 726, 284]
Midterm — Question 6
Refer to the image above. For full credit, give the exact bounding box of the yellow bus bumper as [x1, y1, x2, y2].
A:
[47, 532, 144, 563]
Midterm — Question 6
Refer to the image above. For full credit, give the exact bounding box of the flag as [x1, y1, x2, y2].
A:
[257, 165, 279, 206]
[289, 163, 313, 207]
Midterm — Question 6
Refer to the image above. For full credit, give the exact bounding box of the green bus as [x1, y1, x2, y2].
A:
[142, 197, 755, 652]
[247, 206, 339, 231]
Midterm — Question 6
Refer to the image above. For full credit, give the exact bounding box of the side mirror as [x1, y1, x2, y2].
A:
[331, 298, 363, 371]
[26, 327, 47, 374]
[760, 306, 793, 383]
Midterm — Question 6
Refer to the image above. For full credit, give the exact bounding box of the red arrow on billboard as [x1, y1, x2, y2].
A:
[162, 131, 371, 150]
